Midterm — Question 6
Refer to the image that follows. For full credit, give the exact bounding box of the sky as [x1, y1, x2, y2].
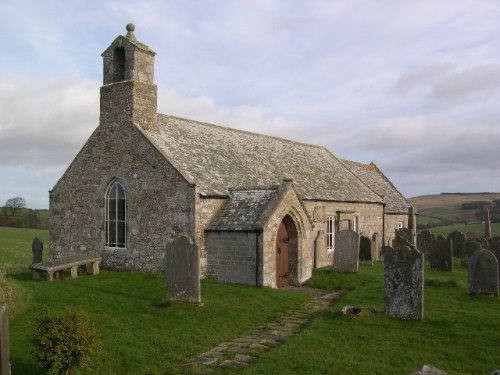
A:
[1, 0, 500, 209]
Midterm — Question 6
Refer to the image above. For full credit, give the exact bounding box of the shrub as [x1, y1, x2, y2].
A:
[31, 308, 101, 375]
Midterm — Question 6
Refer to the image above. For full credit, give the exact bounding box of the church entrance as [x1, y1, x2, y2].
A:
[276, 215, 298, 288]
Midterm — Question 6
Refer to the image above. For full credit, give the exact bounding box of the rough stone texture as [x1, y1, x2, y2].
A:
[384, 245, 424, 320]
[417, 230, 434, 256]
[447, 231, 466, 259]
[468, 249, 499, 295]
[0, 305, 10, 375]
[165, 235, 200, 303]
[371, 232, 381, 261]
[31, 237, 43, 264]
[429, 235, 453, 272]
[385, 214, 409, 248]
[488, 238, 500, 278]
[410, 364, 449, 375]
[359, 235, 373, 264]
[393, 227, 414, 249]
[461, 239, 481, 269]
[314, 230, 329, 268]
[333, 230, 360, 272]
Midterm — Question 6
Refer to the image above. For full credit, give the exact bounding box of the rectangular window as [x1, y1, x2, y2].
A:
[397, 221, 404, 229]
[326, 216, 336, 251]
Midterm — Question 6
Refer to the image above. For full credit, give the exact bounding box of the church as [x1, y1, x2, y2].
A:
[49, 25, 414, 288]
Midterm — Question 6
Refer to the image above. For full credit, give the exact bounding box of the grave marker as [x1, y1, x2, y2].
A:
[383, 245, 423, 320]
[461, 239, 481, 269]
[469, 249, 499, 296]
[447, 231, 466, 259]
[314, 230, 329, 268]
[333, 230, 360, 272]
[359, 235, 373, 264]
[429, 235, 453, 272]
[417, 230, 434, 256]
[0, 305, 10, 375]
[32, 237, 43, 264]
[165, 235, 201, 303]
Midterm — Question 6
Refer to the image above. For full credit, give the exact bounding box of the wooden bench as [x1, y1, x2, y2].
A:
[30, 254, 101, 281]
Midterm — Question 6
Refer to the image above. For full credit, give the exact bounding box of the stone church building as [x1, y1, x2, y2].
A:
[50, 25, 414, 288]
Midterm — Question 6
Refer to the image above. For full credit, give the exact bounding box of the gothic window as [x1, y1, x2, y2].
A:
[326, 216, 336, 251]
[113, 47, 126, 82]
[106, 180, 127, 248]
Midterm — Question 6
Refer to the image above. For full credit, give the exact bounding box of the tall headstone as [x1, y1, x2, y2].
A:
[408, 206, 417, 246]
[417, 230, 434, 256]
[383, 245, 424, 320]
[333, 230, 360, 272]
[165, 235, 201, 303]
[429, 235, 453, 272]
[314, 230, 329, 268]
[371, 232, 380, 261]
[461, 239, 481, 269]
[359, 235, 373, 264]
[447, 231, 466, 259]
[468, 249, 499, 295]
[393, 228, 414, 249]
[31, 237, 43, 264]
[485, 209, 492, 239]
[0, 305, 10, 375]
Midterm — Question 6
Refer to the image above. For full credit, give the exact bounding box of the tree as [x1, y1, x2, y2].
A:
[4, 197, 26, 216]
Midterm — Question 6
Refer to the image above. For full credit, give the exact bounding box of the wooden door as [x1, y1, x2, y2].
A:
[276, 221, 290, 287]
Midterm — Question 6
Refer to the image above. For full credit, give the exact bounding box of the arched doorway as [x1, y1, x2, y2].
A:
[276, 215, 298, 287]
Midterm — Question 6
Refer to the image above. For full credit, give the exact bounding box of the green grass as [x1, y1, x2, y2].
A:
[429, 223, 500, 238]
[8, 271, 307, 374]
[417, 214, 443, 226]
[0, 226, 49, 264]
[238, 261, 499, 375]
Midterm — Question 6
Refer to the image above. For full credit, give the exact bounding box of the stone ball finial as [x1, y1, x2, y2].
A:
[126, 23, 135, 32]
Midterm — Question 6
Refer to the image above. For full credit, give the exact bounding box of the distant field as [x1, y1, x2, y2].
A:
[417, 215, 443, 226]
[409, 193, 500, 223]
[428, 222, 500, 238]
[0, 207, 49, 230]
[0, 226, 49, 264]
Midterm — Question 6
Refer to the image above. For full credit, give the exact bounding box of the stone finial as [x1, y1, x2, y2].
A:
[126, 23, 137, 41]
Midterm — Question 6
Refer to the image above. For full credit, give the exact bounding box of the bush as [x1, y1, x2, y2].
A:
[31, 308, 101, 375]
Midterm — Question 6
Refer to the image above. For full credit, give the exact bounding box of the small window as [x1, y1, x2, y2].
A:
[113, 47, 126, 82]
[397, 221, 404, 229]
[326, 216, 336, 251]
[106, 180, 127, 248]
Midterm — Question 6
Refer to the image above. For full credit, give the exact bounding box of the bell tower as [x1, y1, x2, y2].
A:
[100, 24, 157, 131]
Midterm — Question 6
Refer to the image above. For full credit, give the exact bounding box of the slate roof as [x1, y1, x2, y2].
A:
[207, 188, 279, 231]
[140, 114, 383, 204]
[341, 160, 410, 214]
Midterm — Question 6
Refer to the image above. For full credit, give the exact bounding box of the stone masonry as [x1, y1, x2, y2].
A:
[0, 305, 10, 375]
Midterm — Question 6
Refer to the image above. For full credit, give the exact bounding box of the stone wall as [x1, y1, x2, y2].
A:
[206, 231, 260, 286]
[303, 200, 384, 264]
[50, 123, 196, 272]
[384, 213, 409, 247]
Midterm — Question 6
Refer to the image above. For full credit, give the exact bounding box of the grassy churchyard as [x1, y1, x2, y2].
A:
[1, 226, 499, 374]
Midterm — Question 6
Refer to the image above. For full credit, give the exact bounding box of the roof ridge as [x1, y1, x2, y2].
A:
[156, 113, 326, 150]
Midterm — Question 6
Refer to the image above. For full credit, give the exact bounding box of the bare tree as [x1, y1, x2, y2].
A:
[4, 197, 26, 216]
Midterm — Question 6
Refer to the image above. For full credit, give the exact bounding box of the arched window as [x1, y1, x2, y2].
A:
[106, 180, 127, 248]
[113, 47, 126, 82]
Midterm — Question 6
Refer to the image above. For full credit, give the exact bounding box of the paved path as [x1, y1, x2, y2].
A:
[179, 287, 341, 374]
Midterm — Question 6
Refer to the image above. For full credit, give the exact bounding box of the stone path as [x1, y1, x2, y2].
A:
[179, 287, 341, 374]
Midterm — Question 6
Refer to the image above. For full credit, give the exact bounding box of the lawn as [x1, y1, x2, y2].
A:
[429, 222, 500, 238]
[0, 226, 49, 264]
[238, 262, 499, 375]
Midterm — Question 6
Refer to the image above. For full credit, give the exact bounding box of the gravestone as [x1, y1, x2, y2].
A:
[383, 245, 424, 320]
[314, 230, 329, 268]
[165, 235, 200, 303]
[488, 238, 500, 278]
[447, 231, 466, 259]
[393, 228, 414, 249]
[417, 230, 434, 256]
[371, 232, 380, 261]
[468, 249, 499, 295]
[0, 305, 10, 375]
[461, 239, 481, 269]
[359, 235, 373, 264]
[429, 235, 453, 272]
[31, 237, 43, 264]
[333, 230, 360, 272]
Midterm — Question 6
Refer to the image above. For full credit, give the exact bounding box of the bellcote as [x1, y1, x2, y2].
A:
[101, 24, 156, 85]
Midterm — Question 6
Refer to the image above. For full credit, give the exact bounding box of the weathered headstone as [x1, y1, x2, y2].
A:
[461, 239, 481, 269]
[429, 235, 453, 272]
[31, 237, 43, 264]
[488, 238, 500, 278]
[417, 230, 434, 256]
[333, 230, 360, 272]
[447, 231, 466, 259]
[371, 232, 380, 261]
[165, 235, 200, 303]
[359, 235, 373, 264]
[393, 227, 414, 249]
[314, 230, 329, 268]
[383, 245, 424, 320]
[0, 305, 10, 375]
[485, 209, 492, 239]
[468, 249, 499, 295]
